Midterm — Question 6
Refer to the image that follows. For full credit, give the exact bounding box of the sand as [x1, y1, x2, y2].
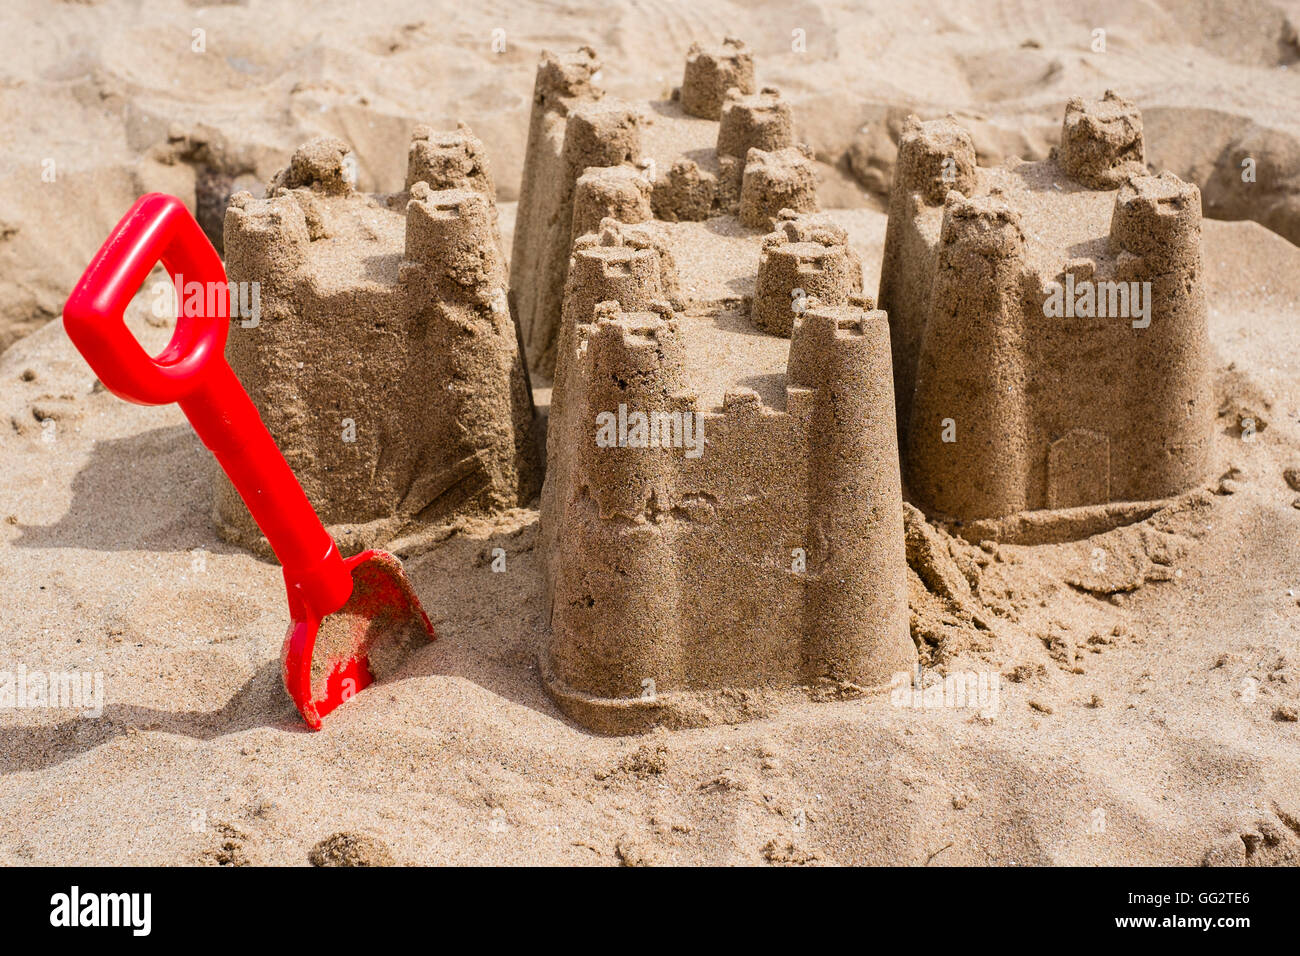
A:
[520, 56, 916, 731]
[218, 131, 539, 557]
[3, 0, 1300, 866]
[884, 100, 1214, 526]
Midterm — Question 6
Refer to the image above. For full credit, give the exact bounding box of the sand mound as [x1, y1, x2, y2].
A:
[307, 831, 395, 867]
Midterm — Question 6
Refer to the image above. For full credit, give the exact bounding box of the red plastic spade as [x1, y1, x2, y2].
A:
[62, 193, 434, 729]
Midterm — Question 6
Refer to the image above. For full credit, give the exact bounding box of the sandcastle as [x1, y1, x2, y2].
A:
[521, 43, 916, 732]
[878, 92, 1213, 537]
[511, 40, 828, 377]
[209, 55, 1215, 733]
[219, 127, 541, 553]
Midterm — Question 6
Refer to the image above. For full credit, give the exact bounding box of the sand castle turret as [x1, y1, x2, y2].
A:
[539, 225, 677, 600]
[525, 48, 912, 731]
[787, 306, 911, 684]
[739, 145, 819, 227]
[512, 45, 826, 376]
[514, 92, 643, 375]
[542, 277, 913, 731]
[509, 47, 604, 377]
[752, 211, 863, 336]
[876, 116, 977, 437]
[1058, 90, 1145, 190]
[680, 37, 755, 120]
[571, 165, 653, 240]
[716, 87, 797, 211]
[878, 92, 1213, 535]
[219, 130, 541, 553]
[405, 123, 496, 196]
[547, 302, 693, 705]
[907, 193, 1033, 518]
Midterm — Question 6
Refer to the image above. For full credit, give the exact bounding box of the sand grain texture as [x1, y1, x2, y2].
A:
[2, 0, 1300, 866]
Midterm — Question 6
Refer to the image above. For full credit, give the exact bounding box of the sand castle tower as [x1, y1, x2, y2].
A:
[753, 213, 863, 336]
[540, 232, 913, 731]
[680, 37, 754, 119]
[511, 39, 823, 376]
[219, 128, 541, 553]
[877, 92, 1213, 535]
[524, 42, 913, 733]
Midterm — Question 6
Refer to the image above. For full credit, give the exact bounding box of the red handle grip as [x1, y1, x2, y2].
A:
[63, 193, 229, 406]
[63, 194, 353, 620]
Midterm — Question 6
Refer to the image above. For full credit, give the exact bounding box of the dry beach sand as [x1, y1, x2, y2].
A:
[2, 0, 1300, 865]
